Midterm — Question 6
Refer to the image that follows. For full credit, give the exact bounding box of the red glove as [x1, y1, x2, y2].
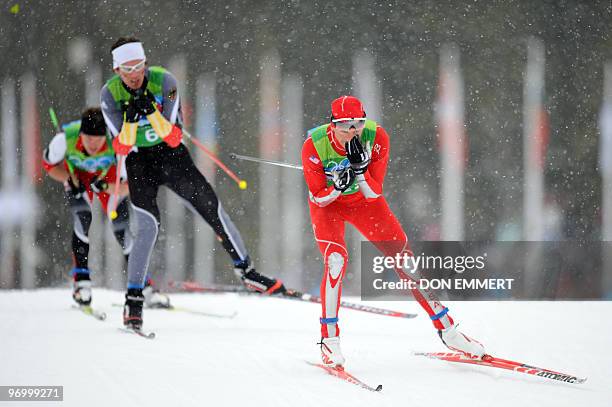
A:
[112, 137, 133, 156]
[163, 126, 183, 148]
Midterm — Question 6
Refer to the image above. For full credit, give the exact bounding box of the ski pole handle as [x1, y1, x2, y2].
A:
[49, 107, 60, 131]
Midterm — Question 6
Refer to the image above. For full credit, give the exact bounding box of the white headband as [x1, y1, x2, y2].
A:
[112, 42, 146, 69]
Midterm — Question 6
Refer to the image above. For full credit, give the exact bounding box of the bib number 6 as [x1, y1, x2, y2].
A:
[145, 128, 159, 143]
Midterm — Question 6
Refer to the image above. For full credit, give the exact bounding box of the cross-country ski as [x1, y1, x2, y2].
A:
[414, 352, 587, 385]
[306, 361, 383, 392]
[118, 326, 156, 339]
[73, 304, 107, 321]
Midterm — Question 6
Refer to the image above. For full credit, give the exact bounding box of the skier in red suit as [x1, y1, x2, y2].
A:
[301, 95, 486, 367]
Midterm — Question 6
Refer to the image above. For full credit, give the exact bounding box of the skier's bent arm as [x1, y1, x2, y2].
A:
[356, 125, 390, 200]
[42, 132, 71, 183]
[100, 87, 123, 137]
[302, 138, 341, 207]
[143, 71, 182, 147]
[46, 165, 71, 183]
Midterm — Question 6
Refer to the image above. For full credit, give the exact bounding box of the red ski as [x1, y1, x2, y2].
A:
[307, 361, 382, 392]
[415, 352, 586, 384]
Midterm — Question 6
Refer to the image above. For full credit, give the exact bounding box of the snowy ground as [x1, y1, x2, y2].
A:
[1, 289, 610, 407]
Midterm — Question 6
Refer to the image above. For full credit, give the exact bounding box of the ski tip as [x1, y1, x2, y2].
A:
[118, 327, 156, 339]
[375, 384, 383, 391]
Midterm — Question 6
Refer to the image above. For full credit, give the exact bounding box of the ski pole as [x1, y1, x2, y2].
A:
[230, 153, 303, 171]
[183, 130, 247, 190]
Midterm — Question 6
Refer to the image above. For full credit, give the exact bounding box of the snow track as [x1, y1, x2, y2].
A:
[1, 289, 610, 406]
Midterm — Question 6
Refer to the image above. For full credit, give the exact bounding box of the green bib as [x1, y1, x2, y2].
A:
[309, 120, 377, 195]
[63, 120, 116, 174]
[105, 66, 167, 147]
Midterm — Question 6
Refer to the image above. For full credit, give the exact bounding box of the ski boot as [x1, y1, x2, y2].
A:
[123, 288, 144, 329]
[319, 336, 346, 368]
[438, 324, 485, 359]
[143, 281, 171, 309]
[234, 265, 286, 295]
[72, 268, 92, 306]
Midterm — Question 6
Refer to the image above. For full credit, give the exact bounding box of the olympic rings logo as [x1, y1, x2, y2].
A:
[324, 158, 351, 178]
[68, 155, 115, 172]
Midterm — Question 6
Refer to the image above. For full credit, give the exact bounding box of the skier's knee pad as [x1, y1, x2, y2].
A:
[326, 252, 347, 287]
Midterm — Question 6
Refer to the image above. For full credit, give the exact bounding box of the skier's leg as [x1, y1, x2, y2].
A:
[104, 194, 174, 308]
[98, 179, 172, 305]
[67, 192, 92, 271]
[105, 188, 171, 309]
[163, 144, 284, 293]
[66, 191, 93, 305]
[309, 203, 348, 366]
[122, 152, 162, 328]
[124, 153, 161, 291]
[309, 204, 348, 338]
[163, 145, 247, 263]
[348, 197, 454, 328]
[350, 198, 485, 358]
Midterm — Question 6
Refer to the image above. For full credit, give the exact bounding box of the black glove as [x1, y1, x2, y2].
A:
[332, 167, 355, 192]
[345, 136, 370, 175]
[90, 177, 109, 194]
[132, 88, 157, 116]
[67, 177, 86, 199]
[122, 100, 140, 123]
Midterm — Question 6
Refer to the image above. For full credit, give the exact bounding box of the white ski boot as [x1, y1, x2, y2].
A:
[72, 279, 92, 306]
[319, 336, 346, 367]
[143, 285, 171, 309]
[438, 324, 485, 359]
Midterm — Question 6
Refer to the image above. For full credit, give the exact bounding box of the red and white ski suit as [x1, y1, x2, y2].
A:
[302, 124, 454, 338]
